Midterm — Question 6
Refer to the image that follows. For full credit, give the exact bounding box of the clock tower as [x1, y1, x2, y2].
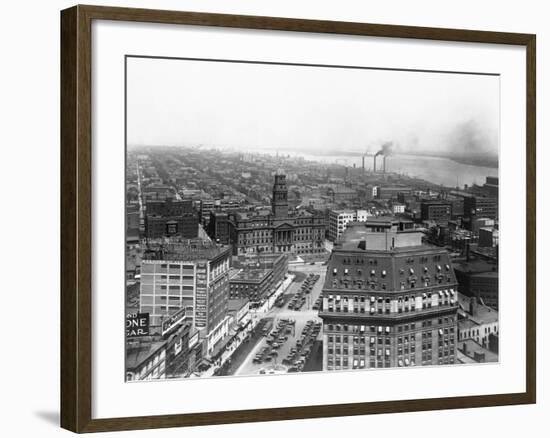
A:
[271, 171, 288, 218]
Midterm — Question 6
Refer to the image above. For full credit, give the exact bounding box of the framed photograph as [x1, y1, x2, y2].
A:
[60, 5, 536, 433]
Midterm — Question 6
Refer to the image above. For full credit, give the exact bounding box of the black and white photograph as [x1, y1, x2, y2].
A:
[125, 56, 500, 381]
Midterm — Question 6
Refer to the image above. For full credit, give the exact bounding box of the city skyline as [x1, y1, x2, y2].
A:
[125, 57, 500, 381]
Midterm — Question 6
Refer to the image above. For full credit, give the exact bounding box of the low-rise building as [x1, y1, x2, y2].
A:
[453, 259, 499, 309]
[145, 198, 198, 239]
[420, 200, 451, 223]
[328, 209, 372, 241]
[479, 227, 499, 247]
[457, 294, 499, 351]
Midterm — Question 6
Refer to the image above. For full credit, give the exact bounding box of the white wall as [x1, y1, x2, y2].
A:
[0, 0, 547, 437]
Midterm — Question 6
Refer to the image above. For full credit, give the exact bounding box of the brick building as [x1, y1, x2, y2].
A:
[145, 198, 198, 239]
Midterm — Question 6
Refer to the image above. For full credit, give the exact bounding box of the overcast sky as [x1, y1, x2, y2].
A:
[126, 57, 499, 158]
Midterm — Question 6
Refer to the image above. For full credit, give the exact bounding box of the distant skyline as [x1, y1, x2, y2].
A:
[127, 57, 499, 161]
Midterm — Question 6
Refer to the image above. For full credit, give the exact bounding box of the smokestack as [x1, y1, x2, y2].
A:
[362, 156, 365, 170]
[383, 155, 386, 173]
[374, 155, 377, 173]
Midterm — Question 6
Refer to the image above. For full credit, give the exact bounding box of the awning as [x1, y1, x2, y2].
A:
[422, 293, 428, 299]
[398, 359, 403, 367]
[385, 327, 390, 333]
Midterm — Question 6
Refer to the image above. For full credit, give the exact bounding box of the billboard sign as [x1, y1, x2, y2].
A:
[126, 312, 150, 337]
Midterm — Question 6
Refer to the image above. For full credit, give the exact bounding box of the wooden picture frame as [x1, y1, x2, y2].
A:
[60, 4, 536, 433]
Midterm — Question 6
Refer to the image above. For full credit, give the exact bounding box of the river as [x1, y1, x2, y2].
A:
[294, 153, 498, 188]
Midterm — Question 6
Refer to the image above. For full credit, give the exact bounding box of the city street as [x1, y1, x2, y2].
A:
[233, 263, 326, 376]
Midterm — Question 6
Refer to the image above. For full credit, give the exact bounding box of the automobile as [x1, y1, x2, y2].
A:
[310, 262, 315, 265]
[264, 356, 273, 362]
[287, 366, 299, 373]
[253, 356, 262, 364]
[270, 350, 279, 356]
[259, 369, 266, 374]
[285, 327, 293, 334]
[272, 342, 281, 349]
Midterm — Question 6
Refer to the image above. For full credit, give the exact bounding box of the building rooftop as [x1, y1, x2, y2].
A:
[126, 341, 165, 371]
[323, 240, 456, 293]
[458, 293, 499, 324]
[143, 239, 230, 262]
[230, 269, 271, 283]
[453, 259, 498, 275]
[459, 339, 498, 363]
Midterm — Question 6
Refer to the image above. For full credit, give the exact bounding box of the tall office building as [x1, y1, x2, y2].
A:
[319, 218, 459, 371]
[139, 240, 232, 351]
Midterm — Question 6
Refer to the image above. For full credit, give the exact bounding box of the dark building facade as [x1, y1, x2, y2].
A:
[319, 219, 459, 371]
[208, 211, 230, 244]
[145, 198, 199, 239]
[420, 201, 452, 223]
[453, 259, 499, 309]
[377, 186, 412, 200]
[227, 172, 326, 255]
[462, 195, 498, 229]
